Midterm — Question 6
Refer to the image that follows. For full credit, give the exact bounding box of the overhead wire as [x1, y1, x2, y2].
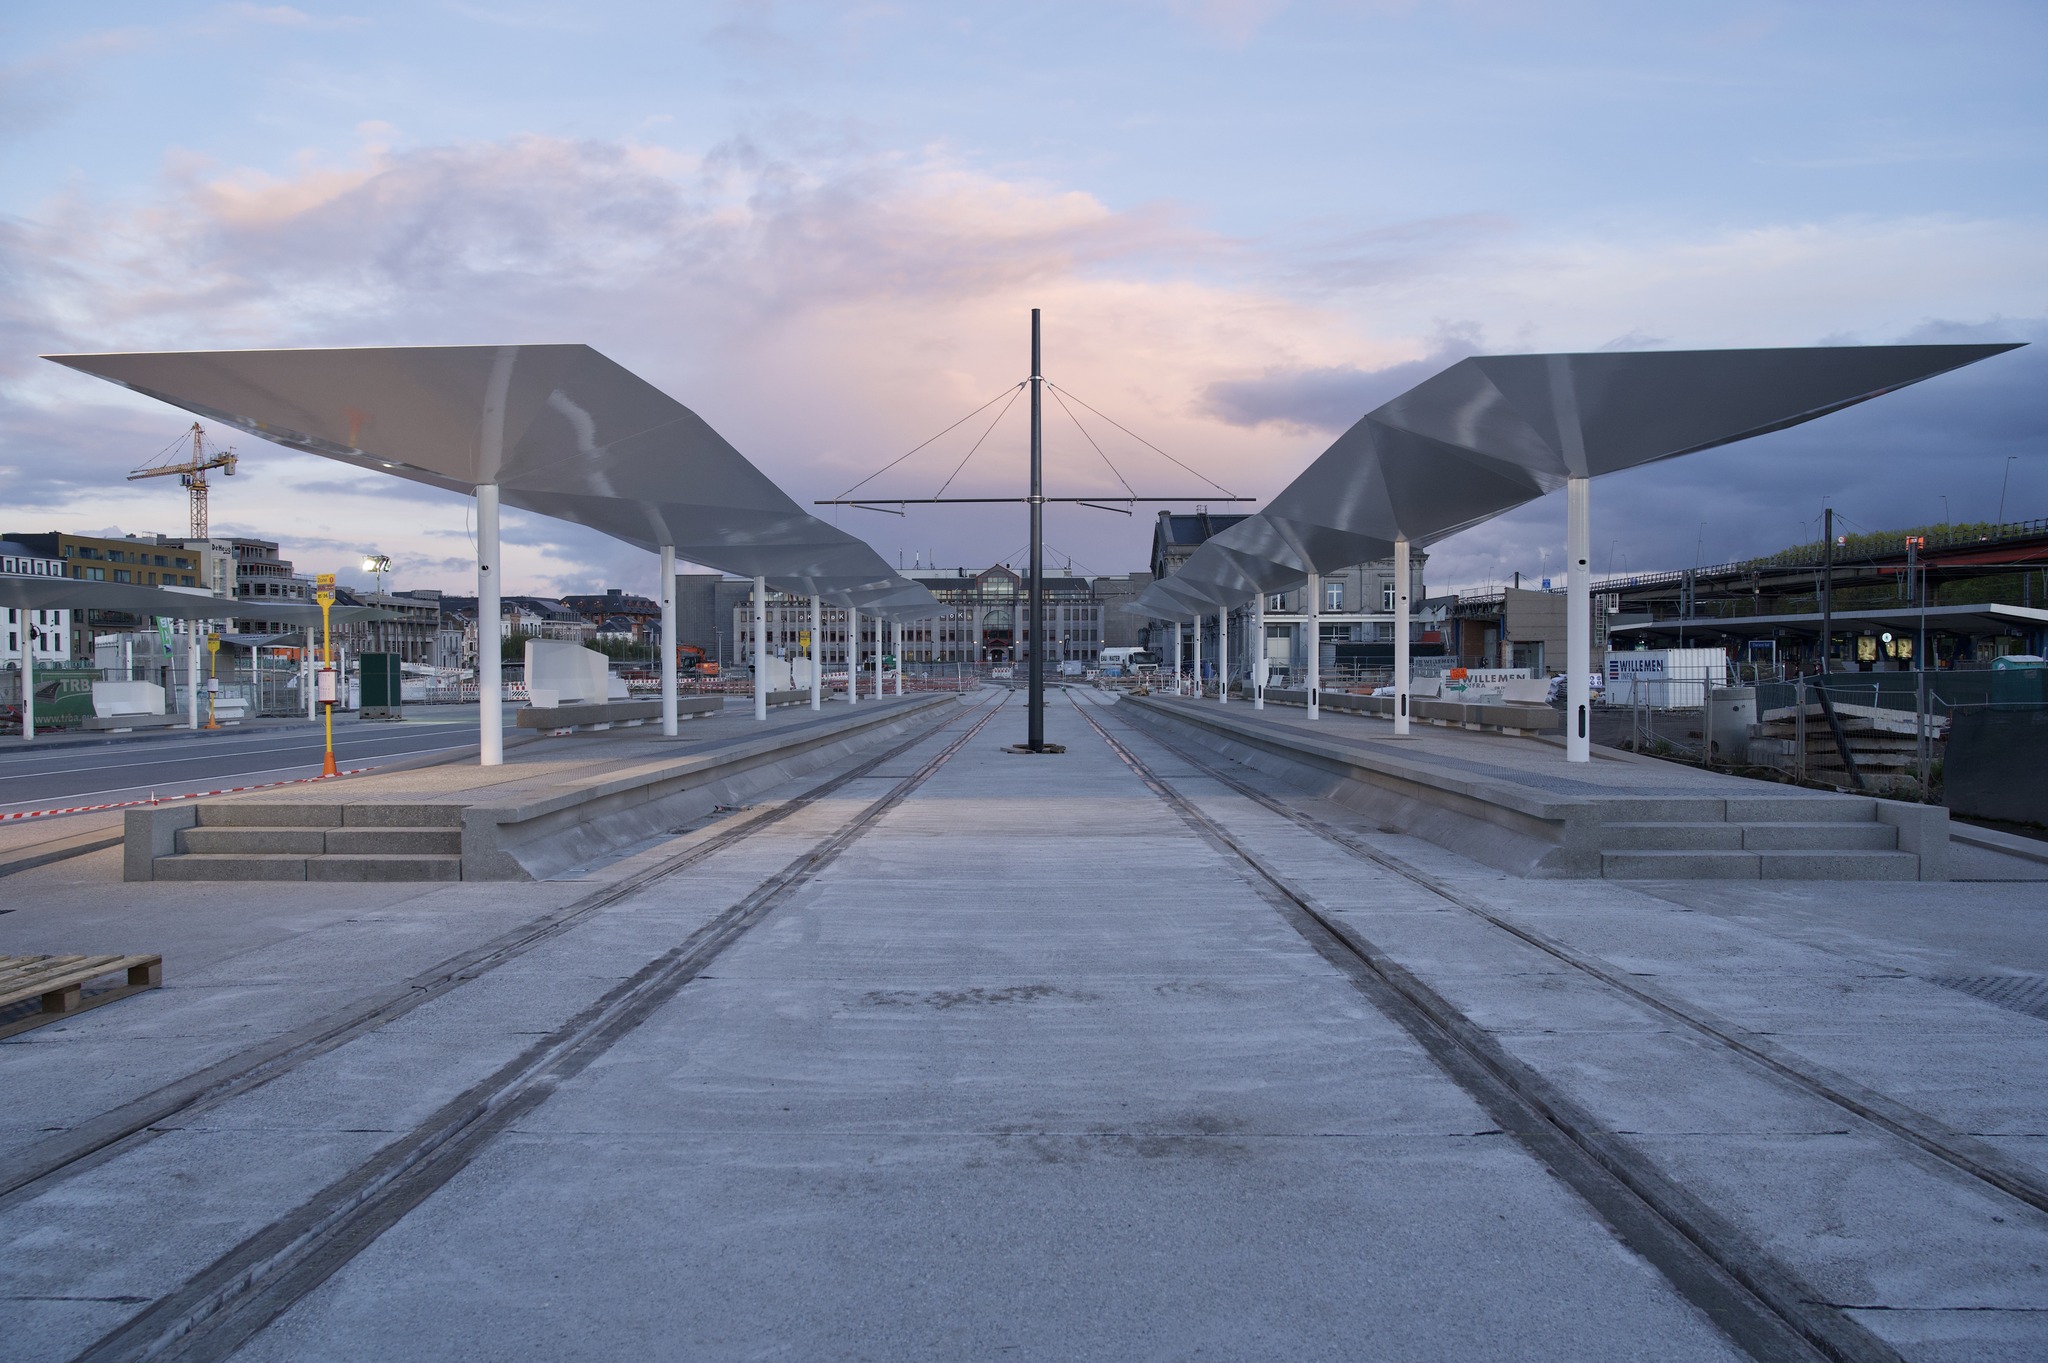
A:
[933, 383, 1027, 499]
[1044, 381, 1239, 498]
[1047, 385, 1137, 501]
[833, 382, 1025, 501]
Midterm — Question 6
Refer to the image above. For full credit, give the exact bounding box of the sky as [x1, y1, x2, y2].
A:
[1, 0, 2043, 598]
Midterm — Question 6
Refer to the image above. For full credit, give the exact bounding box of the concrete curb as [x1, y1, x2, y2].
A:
[1951, 822, 2048, 867]
[0, 824, 125, 879]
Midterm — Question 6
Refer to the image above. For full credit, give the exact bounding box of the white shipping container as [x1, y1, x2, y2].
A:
[1604, 648, 1728, 708]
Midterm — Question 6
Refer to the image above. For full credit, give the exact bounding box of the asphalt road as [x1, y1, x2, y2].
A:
[0, 713, 514, 814]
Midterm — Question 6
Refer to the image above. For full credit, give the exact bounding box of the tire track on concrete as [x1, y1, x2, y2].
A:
[1071, 691, 1897, 1363]
[69, 692, 1006, 1363]
[0, 696, 972, 1214]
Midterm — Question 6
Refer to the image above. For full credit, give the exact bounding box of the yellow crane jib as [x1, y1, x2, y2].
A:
[126, 422, 238, 541]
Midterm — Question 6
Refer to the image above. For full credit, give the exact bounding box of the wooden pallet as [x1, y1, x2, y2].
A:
[0, 954, 163, 1039]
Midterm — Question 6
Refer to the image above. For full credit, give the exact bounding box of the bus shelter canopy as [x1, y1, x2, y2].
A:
[43, 344, 889, 582]
[0, 576, 396, 626]
[1166, 343, 2021, 606]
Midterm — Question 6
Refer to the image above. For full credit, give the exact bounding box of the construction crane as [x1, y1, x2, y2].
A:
[128, 422, 237, 540]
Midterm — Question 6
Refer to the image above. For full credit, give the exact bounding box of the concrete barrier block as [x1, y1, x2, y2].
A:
[124, 805, 196, 881]
[1874, 799, 1952, 881]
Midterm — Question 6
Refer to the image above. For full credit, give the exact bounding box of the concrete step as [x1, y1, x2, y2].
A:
[153, 854, 306, 881]
[1757, 850, 1921, 880]
[337, 804, 465, 828]
[1603, 851, 1759, 880]
[1600, 822, 1745, 852]
[196, 803, 339, 828]
[1724, 795, 1878, 823]
[1741, 822, 1898, 851]
[323, 827, 462, 855]
[306, 855, 461, 882]
[176, 827, 327, 855]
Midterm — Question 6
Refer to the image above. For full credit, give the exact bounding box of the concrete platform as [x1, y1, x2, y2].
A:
[1124, 693, 1951, 880]
[2, 692, 2046, 1360]
[125, 694, 957, 882]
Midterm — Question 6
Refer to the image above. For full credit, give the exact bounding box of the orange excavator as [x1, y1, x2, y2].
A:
[679, 644, 718, 678]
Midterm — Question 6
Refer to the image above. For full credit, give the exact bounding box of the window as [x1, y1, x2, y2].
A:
[1324, 581, 1343, 611]
[114, 570, 131, 583]
[1382, 581, 1398, 612]
[1267, 593, 1286, 612]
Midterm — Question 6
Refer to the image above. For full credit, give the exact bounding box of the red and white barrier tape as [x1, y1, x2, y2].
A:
[0, 766, 377, 822]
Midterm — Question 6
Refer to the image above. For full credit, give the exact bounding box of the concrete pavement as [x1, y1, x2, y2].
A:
[1, 688, 2044, 1360]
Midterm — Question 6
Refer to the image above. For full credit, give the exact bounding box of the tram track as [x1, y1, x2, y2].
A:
[1103, 695, 2048, 1220]
[1069, 692, 1904, 1363]
[0, 695, 992, 1215]
[61, 690, 1006, 1363]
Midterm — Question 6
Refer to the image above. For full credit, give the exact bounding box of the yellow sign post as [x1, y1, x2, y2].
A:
[204, 634, 221, 729]
[315, 573, 338, 776]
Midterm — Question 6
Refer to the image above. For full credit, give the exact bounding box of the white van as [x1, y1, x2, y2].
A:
[1098, 647, 1160, 676]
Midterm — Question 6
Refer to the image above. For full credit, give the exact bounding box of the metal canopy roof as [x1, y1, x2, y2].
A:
[43, 344, 897, 582]
[1610, 602, 2048, 640]
[1159, 343, 2021, 611]
[0, 576, 395, 625]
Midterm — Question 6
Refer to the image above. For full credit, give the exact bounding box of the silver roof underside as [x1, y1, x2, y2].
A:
[1155, 343, 2021, 612]
[45, 344, 935, 613]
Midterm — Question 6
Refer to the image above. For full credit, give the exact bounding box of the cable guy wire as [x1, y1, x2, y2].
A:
[833, 382, 1025, 501]
[1048, 385, 1137, 501]
[1044, 381, 1239, 497]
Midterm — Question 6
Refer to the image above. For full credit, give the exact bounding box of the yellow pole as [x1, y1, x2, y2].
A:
[205, 634, 221, 729]
[316, 575, 338, 776]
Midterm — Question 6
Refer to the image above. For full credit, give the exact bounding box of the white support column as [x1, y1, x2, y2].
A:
[752, 576, 768, 722]
[809, 596, 822, 711]
[847, 607, 859, 706]
[1393, 535, 1412, 736]
[872, 620, 883, 698]
[477, 483, 504, 766]
[1168, 619, 1181, 693]
[1305, 573, 1321, 720]
[1566, 476, 1591, 762]
[1217, 609, 1229, 703]
[187, 622, 200, 730]
[658, 544, 677, 737]
[892, 621, 904, 696]
[1252, 592, 1266, 710]
[21, 616, 35, 742]
[1190, 616, 1202, 699]
[305, 636, 316, 720]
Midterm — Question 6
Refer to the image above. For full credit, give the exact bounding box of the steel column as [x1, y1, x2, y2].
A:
[810, 595, 822, 711]
[893, 621, 904, 695]
[1252, 591, 1265, 710]
[477, 482, 503, 766]
[848, 607, 859, 706]
[1394, 535, 1411, 736]
[21, 615, 34, 742]
[1566, 475, 1590, 762]
[1218, 609, 1228, 703]
[1305, 572, 1320, 720]
[1027, 308, 1046, 750]
[752, 576, 769, 721]
[659, 544, 677, 737]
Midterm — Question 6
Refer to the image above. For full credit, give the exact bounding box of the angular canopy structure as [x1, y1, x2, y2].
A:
[43, 344, 881, 581]
[1168, 343, 2022, 607]
[0, 576, 393, 627]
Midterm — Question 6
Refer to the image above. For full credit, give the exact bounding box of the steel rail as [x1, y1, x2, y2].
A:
[0, 696, 978, 1213]
[1109, 697, 2048, 1223]
[70, 692, 1008, 1363]
[1067, 692, 1900, 1363]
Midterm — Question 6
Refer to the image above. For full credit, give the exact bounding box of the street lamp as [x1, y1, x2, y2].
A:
[361, 553, 392, 596]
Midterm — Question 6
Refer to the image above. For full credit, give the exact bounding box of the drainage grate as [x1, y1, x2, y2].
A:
[1926, 973, 2048, 1022]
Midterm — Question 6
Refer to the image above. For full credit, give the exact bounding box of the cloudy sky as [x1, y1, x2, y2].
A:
[2, 1, 2042, 597]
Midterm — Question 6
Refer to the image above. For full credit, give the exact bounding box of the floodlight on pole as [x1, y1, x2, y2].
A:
[361, 553, 392, 596]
